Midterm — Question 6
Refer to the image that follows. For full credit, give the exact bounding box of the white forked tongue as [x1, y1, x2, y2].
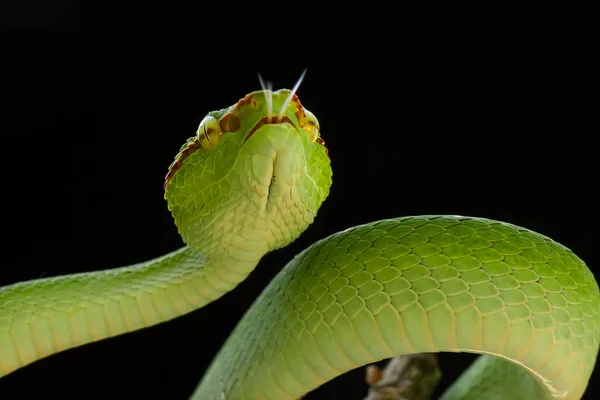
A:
[277, 69, 307, 122]
[258, 73, 274, 123]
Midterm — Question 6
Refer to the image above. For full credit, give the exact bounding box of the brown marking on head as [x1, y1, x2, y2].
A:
[291, 94, 307, 123]
[163, 138, 201, 189]
[316, 136, 330, 159]
[243, 116, 295, 145]
[234, 93, 255, 111]
[220, 112, 241, 133]
[236, 91, 305, 118]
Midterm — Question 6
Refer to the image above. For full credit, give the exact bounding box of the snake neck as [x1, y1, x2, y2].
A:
[0, 203, 310, 378]
[0, 244, 265, 378]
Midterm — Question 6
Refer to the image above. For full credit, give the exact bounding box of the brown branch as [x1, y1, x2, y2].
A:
[364, 354, 442, 400]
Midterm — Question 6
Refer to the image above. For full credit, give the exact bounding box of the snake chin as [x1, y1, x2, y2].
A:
[266, 156, 276, 204]
[264, 148, 296, 215]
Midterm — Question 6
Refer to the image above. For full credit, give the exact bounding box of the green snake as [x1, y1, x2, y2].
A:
[1, 80, 599, 400]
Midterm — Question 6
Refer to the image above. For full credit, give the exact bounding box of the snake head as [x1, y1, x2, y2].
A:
[164, 87, 332, 257]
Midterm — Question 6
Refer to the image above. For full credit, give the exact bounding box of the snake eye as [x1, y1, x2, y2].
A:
[299, 108, 321, 143]
[197, 115, 222, 150]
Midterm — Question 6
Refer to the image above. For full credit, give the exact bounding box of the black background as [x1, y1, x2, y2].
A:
[2, 4, 599, 400]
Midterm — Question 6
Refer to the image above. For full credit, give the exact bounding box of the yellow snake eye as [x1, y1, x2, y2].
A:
[300, 108, 320, 143]
[197, 115, 222, 150]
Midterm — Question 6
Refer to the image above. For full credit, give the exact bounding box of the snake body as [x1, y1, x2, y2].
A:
[1, 88, 598, 399]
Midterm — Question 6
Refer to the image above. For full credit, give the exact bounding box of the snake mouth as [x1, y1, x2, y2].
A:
[242, 116, 296, 145]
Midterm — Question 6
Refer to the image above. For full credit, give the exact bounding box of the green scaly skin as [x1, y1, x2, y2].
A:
[0, 89, 598, 400]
